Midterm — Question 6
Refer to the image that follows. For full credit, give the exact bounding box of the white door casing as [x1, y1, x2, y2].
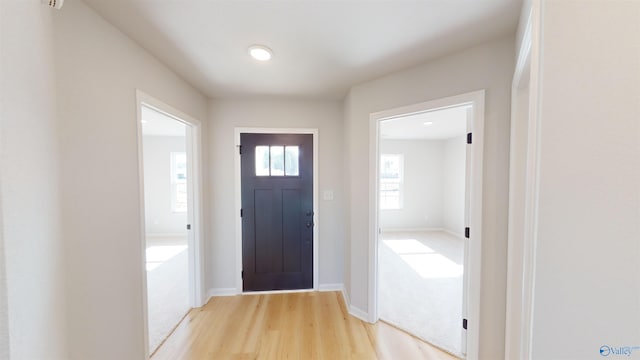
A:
[136, 90, 205, 359]
[369, 90, 485, 360]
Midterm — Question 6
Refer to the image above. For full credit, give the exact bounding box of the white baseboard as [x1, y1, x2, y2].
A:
[319, 283, 344, 292]
[341, 285, 351, 306]
[339, 285, 372, 323]
[348, 304, 371, 323]
[380, 227, 444, 233]
[442, 228, 465, 239]
[210, 285, 343, 298]
[243, 289, 314, 296]
[207, 288, 238, 298]
[146, 233, 186, 238]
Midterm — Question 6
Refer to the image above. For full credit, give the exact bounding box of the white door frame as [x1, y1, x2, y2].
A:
[136, 90, 205, 358]
[369, 90, 485, 359]
[234, 127, 319, 294]
[505, 3, 541, 360]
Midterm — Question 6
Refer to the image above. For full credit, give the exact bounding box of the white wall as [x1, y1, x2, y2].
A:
[379, 139, 444, 230]
[0, 209, 7, 360]
[0, 1, 68, 359]
[344, 35, 514, 359]
[442, 135, 466, 237]
[342, 92, 353, 304]
[143, 136, 188, 235]
[207, 99, 344, 291]
[380, 137, 466, 234]
[530, 2, 640, 359]
[52, 1, 208, 359]
[0, 2, 9, 353]
[0, 228, 6, 360]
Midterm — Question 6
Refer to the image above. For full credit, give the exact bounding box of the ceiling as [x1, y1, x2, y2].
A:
[141, 105, 187, 137]
[84, 0, 522, 100]
[381, 105, 468, 140]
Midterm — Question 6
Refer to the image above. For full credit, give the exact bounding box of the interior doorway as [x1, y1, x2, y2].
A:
[377, 105, 469, 357]
[369, 91, 485, 360]
[137, 91, 204, 358]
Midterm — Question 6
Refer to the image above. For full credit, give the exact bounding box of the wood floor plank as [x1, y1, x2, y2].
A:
[152, 291, 460, 360]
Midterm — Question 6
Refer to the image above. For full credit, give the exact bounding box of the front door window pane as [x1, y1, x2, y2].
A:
[256, 146, 270, 176]
[285, 146, 299, 176]
[270, 146, 285, 176]
[255, 144, 301, 177]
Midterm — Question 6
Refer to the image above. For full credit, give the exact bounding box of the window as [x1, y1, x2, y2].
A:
[171, 152, 187, 212]
[380, 154, 403, 210]
[255, 145, 299, 176]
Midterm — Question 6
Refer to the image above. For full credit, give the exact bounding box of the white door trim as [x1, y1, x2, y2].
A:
[505, 3, 542, 359]
[136, 90, 205, 358]
[234, 127, 319, 294]
[368, 90, 485, 360]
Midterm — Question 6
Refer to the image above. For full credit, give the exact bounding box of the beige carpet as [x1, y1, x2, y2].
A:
[379, 231, 464, 357]
[146, 235, 190, 355]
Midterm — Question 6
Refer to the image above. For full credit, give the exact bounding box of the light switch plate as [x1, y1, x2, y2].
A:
[323, 190, 334, 201]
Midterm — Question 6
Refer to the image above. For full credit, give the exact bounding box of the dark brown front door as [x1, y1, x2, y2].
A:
[240, 133, 313, 291]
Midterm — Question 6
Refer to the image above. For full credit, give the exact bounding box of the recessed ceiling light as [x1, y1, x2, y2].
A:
[248, 45, 273, 61]
[423, 121, 433, 126]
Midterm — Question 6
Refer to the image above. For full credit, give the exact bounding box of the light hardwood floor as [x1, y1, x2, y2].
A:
[152, 291, 460, 360]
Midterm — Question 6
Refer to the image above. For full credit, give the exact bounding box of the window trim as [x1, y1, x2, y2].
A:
[170, 151, 188, 213]
[379, 153, 404, 210]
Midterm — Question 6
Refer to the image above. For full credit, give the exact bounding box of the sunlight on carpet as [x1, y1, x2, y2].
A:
[384, 239, 462, 278]
[379, 232, 463, 357]
[146, 243, 189, 354]
[146, 245, 187, 271]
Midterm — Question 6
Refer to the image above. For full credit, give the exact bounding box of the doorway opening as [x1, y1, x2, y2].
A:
[234, 128, 319, 294]
[378, 104, 469, 356]
[369, 91, 485, 359]
[137, 91, 204, 358]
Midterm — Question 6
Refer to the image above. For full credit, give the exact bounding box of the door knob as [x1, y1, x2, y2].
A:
[306, 221, 314, 228]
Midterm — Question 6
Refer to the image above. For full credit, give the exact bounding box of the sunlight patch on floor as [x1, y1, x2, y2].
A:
[146, 245, 187, 271]
[384, 238, 435, 254]
[383, 239, 462, 278]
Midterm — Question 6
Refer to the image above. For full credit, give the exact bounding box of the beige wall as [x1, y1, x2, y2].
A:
[207, 99, 345, 291]
[342, 91, 353, 306]
[531, 2, 640, 359]
[52, 1, 208, 359]
[344, 35, 515, 359]
[0, 1, 67, 358]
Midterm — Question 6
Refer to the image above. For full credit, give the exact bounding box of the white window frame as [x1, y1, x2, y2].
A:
[379, 154, 404, 210]
[170, 151, 187, 213]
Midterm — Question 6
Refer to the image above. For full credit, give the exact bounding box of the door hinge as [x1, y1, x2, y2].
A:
[463, 318, 468, 330]
[186, 224, 191, 230]
[240, 208, 243, 217]
[238, 145, 242, 155]
[465, 227, 470, 238]
[467, 132, 472, 144]
[241, 270, 244, 279]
